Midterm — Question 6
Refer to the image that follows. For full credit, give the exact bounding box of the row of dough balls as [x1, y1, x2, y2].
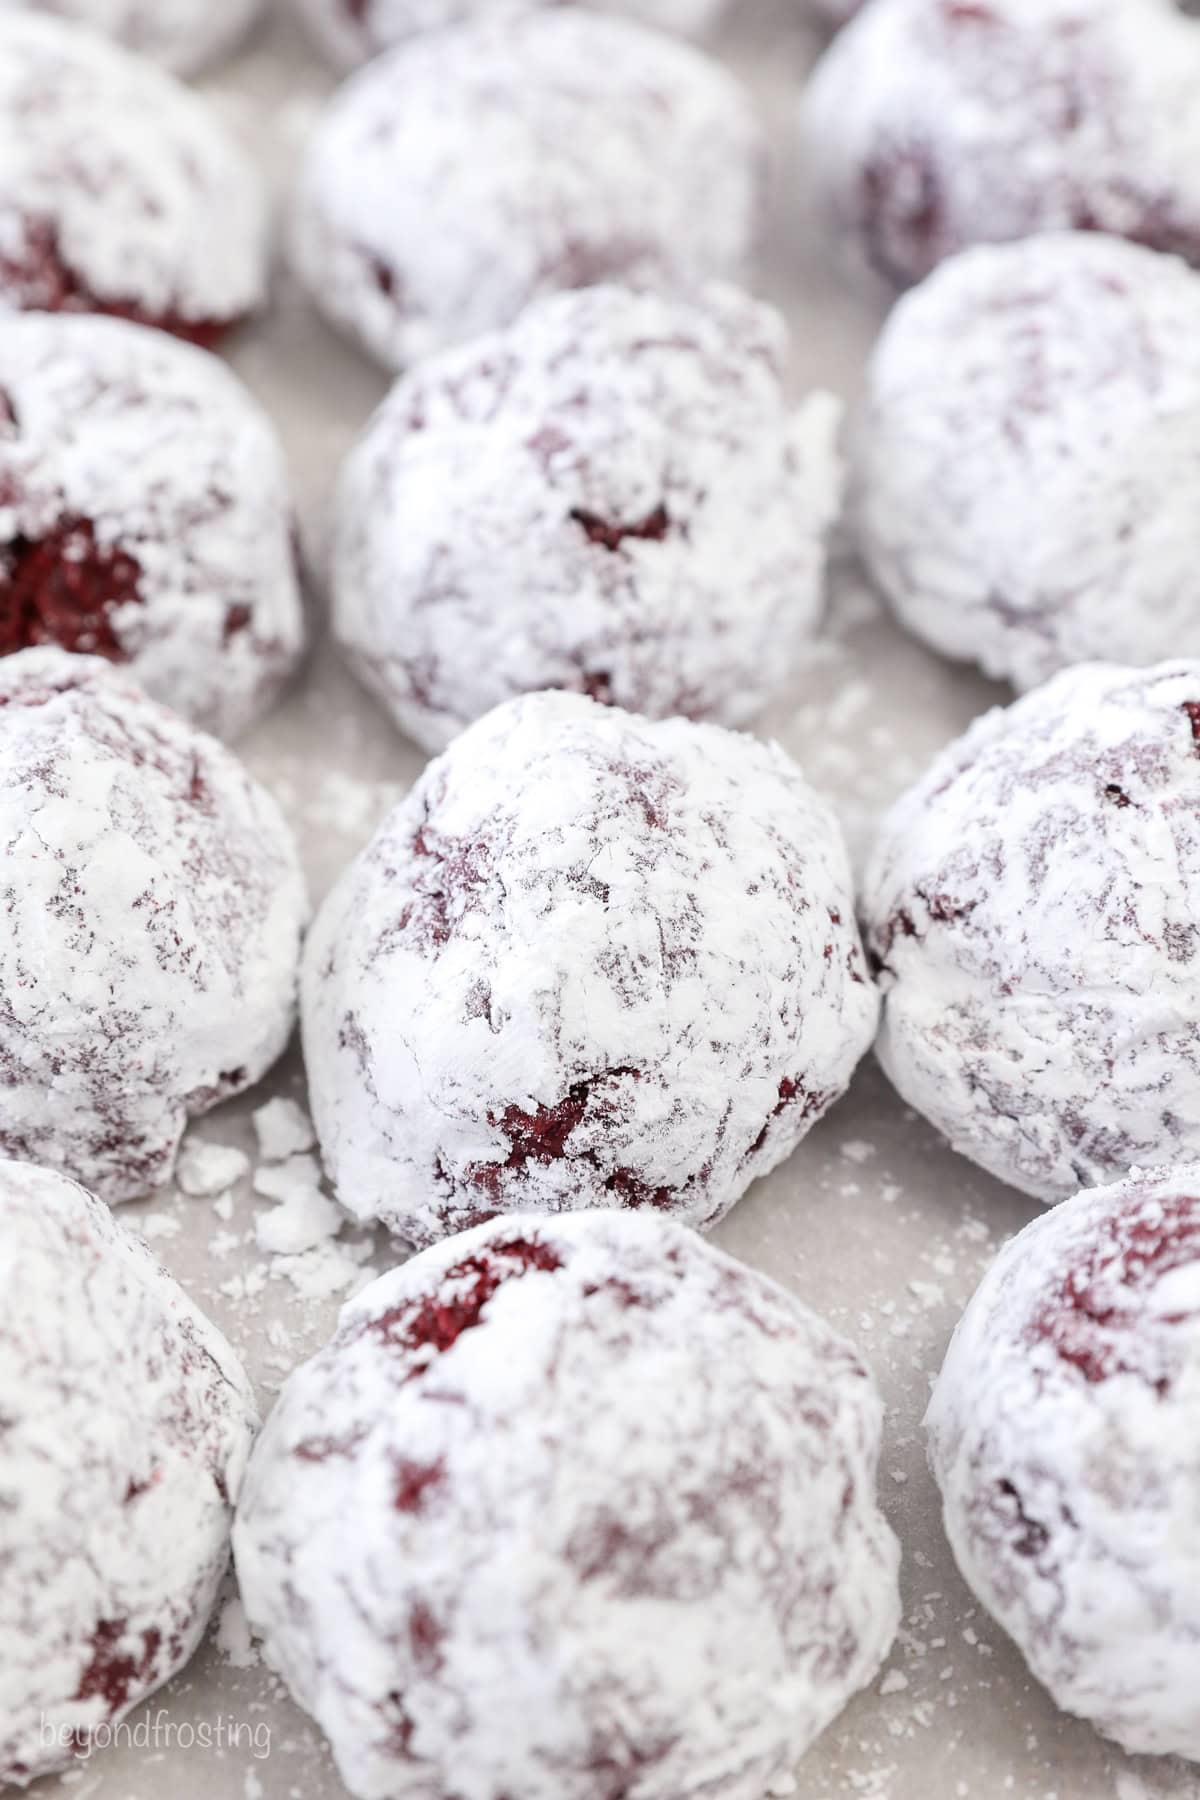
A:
[3, 638, 1199, 1247]
[0, 7, 763, 360]
[0, 285, 839, 744]
[0, 0, 853, 72]
[14, 227, 1198, 752]
[5, 1, 1190, 738]
[3, 654, 1200, 1785]
[6, 0, 1196, 361]
[9, 1119, 1200, 1790]
[0, 1169, 902, 1796]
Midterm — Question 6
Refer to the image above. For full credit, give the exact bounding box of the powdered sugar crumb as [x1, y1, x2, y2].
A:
[177, 1140, 252, 1198]
[267, 1232, 377, 1301]
[254, 1168, 344, 1257]
[253, 1098, 317, 1163]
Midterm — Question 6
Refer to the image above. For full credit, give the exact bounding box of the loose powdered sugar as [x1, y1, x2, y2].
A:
[0, 11, 267, 342]
[0, 1159, 259, 1783]
[854, 234, 1200, 691]
[0, 648, 309, 1204]
[233, 1209, 900, 1800]
[0, 312, 305, 738]
[289, 8, 763, 369]
[332, 282, 842, 752]
[927, 1165, 1200, 1759]
[302, 690, 878, 1245]
[862, 661, 1200, 1203]
[799, 0, 1200, 290]
[4, 0, 262, 74]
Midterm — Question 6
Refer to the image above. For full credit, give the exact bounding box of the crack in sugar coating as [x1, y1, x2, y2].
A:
[0, 647, 308, 1204]
[927, 1167, 1200, 1759]
[801, 0, 1200, 291]
[4, 0, 263, 74]
[0, 12, 266, 341]
[0, 516, 141, 659]
[862, 661, 1200, 1203]
[0, 216, 229, 350]
[1030, 1187, 1200, 1392]
[855, 234, 1200, 690]
[0, 1161, 258, 1782]
[293, 0, 731, 69]
[233, 1211, 900, 1800]
[289, 10, 763, 369]
[0, 313, 305, 738]
[302, 691, 877, 1246]
[366, 1235, 564, 1360]
[331, 283, 841, 752]
[568, 501, 672, 552]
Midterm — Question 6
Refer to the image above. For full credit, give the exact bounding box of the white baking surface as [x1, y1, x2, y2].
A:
[36, 5, 1200, 1798]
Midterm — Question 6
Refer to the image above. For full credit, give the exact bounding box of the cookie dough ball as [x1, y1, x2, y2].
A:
[800, 0, 1200, 290]
[863, 661, 1200, 1204]
[0, 313, 305, 739]
[3, 0, 262, 73]
[0, 1160, 258, 1782]
[235, 1210, 900, 1800]
[855, 236, 1200, 691]
[0, 648, 308, 1204]
[290, 9, 763, 369]
[332, 283, 842, 752]
[0, 12, 267, 344]
[927, 1165, 1200, 1759]
[304, 692, 876, 1245]
[292, 0, 729, 70]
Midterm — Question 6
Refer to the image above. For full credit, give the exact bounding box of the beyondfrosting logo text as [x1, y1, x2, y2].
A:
[40, 1710, 272, 1762]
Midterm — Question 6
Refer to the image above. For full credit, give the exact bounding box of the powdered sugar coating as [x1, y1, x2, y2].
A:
[2, 0, 261, 73]
[332, 283, 842, 753]
[799, 0, 1200, 290]
[292, 0, 728, 70]
[862, 661, 1200, 1204]
[234, 1209, 901, 1800]
[0, 1159, 258, 1783]
[0, 648, 308, 1204]
[0, 12, 267, 343]
[927, 1165, 1200, 1759]
[289, 9, 763, 369]
[303, 691, 877, 1245]
[0, 313, 305, 740]
[855, 235, 1200, 691]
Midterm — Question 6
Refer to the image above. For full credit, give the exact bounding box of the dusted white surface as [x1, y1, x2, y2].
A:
[854, 233, 1200, 692]
[862, 662, 1200, 1206]
[330, 281, 840, 751]
[36, 4, 1200, 1798]
[0, 12, 266, 326]
[0, 0, 262, 74]
[0, 313, 304, 737]
[0, 1161, 258, 1783]
[927, 1167, 1200, 1766]
[302, 689, 877, 1244]
[234, 1212, 899, 1800]
[288, 10, 762, 368]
